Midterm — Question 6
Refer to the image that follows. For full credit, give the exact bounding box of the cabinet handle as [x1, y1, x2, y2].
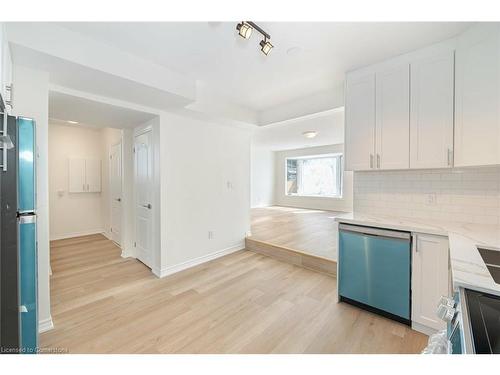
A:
[370, 154, 374, 169]
[447, 148, 453, 166]
[377, 154, 380, 169]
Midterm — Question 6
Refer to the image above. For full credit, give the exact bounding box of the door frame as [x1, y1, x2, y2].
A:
[133, 124, 159, 274]
[109, 140, 123, 247]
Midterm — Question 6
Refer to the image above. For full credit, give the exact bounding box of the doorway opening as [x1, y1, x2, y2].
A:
[47, 90, 160, 282]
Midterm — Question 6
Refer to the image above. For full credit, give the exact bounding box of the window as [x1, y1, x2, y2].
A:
[286, 154, 343, 198]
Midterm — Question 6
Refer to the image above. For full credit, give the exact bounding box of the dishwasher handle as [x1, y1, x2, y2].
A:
[339, 223, 411, 240]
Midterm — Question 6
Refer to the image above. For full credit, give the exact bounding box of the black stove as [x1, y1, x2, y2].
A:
[465, 289, 500, 354]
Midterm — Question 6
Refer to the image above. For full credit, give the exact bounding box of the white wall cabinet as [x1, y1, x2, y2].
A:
[410, 51, 455, 169]
[68, 158, 101, 193]
[455, 24, 500, 167]
[345, 24, 500, 171]
[345, 63, 409, 171]
[375, 63, 410, 170]
[345, 73, 376, 171]
[411, 234, 450, 333]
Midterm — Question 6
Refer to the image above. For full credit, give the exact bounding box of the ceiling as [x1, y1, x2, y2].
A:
[252, 109, 344, 151]
[49, 91, 156, 129]
[58, 22, 472, 113]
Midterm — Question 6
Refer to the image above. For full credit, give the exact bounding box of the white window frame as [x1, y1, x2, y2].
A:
[285, 153, 343, 198]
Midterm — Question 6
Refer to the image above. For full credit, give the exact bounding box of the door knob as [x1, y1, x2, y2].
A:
[142, 203, 152, 209]
[115, 198, 121, 202]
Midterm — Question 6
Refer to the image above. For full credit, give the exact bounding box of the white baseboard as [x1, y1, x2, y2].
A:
[50, 229, 105, 241]
[412, 321, 438, 336]
[154, 242, 245, 278]
[39, 316, 54, 333]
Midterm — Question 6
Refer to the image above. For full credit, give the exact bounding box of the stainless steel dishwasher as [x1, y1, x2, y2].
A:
[338, 223, 411, 324]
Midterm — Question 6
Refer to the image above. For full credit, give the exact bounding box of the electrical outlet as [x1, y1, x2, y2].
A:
[426, 193, 437, 205]
[208, 231, 214, 240]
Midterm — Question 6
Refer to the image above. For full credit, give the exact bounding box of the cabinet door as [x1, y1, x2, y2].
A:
[455, 24, 500, 167]
[375, 63, 410, 170]
[345, 73, 376, 171]
[410, 51, 454, 169]
[85, 158, 101, 193]
[412, 234, 449, 332]
[68, 158, 86, 193]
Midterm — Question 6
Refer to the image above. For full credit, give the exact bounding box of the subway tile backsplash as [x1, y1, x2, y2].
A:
[353, 166, 500, 225]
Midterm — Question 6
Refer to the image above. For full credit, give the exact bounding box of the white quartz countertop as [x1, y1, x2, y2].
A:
[334, 212, 500, 296]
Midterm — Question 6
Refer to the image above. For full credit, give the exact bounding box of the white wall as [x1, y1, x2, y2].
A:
[12, 65, 52, 331]
[354, 167, 500, 225]
[101, 127, 123, 239]
[159, 112, 251, 274]
[48, 123, 106, 240]
[274, 144, 354, 212]
[250, 141, 275, 208]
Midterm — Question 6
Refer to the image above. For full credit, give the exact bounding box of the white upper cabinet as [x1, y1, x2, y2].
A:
[375, 63, 410, 170]
[345, 73, 376, 171]
[85, 158, 102, 193]
[455, 24, 500, 167]
[68, 158, 86, 193]
[68, 158, 101, 193]
[410, 50, 455, 169]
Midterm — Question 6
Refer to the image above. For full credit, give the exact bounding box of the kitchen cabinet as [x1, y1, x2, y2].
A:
[410, 51, 455, 169]
[345, 73, 375, 171]
[375, 63, 410, 170]
[68, 157, 101, 193]
[455, 24, 500, 167]
[85, 158, 102, 192]
[412, 233, 449, 332]
[345, 62, 409, 171]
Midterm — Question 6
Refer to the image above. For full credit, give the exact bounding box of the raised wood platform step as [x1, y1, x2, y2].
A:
[245, 237, 337, 277]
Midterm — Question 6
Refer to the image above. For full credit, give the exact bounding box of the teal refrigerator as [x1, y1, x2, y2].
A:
[0, 114, 38, 354]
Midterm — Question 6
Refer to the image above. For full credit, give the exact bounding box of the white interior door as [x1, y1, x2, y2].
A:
[110, 143, 122, 246]
[134, 131, 153, 268]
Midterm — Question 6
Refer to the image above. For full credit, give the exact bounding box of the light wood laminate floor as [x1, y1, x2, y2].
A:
[250, 206, 344, 259]
[42, 234, 428, 354]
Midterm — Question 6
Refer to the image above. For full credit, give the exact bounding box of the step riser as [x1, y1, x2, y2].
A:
[245, 238, 337, 277]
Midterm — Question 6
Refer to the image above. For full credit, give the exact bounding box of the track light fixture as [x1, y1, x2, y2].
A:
[236, 22, 253, 39]
[236, 21, 274, 56]
[260, 38, 273, 56]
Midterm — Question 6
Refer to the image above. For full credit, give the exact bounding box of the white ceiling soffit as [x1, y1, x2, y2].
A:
[49, 90, 156, 129]
[7, 22, 196, 110]
[57, 22, 472, 113]
[252, 108, 345, 151]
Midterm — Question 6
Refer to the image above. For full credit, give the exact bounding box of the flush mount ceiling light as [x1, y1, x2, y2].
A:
[236, 21, 274, 56]
[302, 131, 318, 139]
